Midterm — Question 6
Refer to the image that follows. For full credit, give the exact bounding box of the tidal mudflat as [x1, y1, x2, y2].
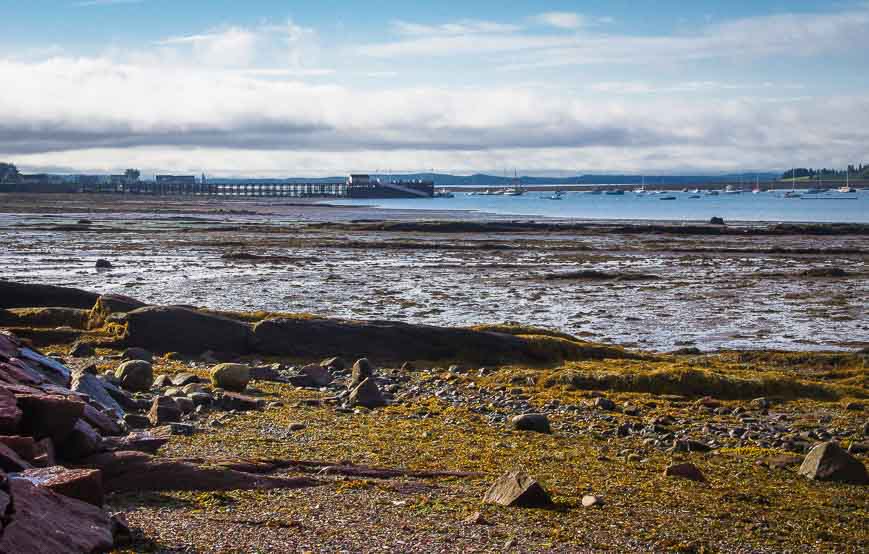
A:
[1, 194, 867, 352]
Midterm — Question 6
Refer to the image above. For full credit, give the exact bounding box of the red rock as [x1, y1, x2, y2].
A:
[33, 438, 56, 467]
[0, 436, 35, 461]
[148, 395, 181, 426]
[216, 391, 264, 411]
[101, 431, 168, 454]
[58, 419, 103, 460]
[0, 442, 31, 472]
[0, 387, 22, 433]
[17, 394, 85, 442]
[0, 477, 113, 553]
[0, 359, 46, 385]
[82, 403, 123, 436]
[16, 466, 104, 506]
[0, 489, 9, 517]
[81, 450, 320, 493]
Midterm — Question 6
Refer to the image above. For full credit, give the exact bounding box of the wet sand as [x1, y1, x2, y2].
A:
[1, 193, 867, 352]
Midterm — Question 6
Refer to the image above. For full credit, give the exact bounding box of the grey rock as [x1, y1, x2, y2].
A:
[348, 377, 386, 409]
[171, 372, 200, 387]
[510, 413, 551, 434]
[71, 371, 125, 416]
[122, 347, 153, 363]
[114, 360, 153, 392]
[483, 470, 552, 508]
[798, 442, 868, 484]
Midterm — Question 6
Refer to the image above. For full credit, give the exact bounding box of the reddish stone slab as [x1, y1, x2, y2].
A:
[17, 394, 85, 443]
[0, 436, 35, 462]
[0, 477, 113, 553]
[0, 442, 31, 472]
[16, 466, 104, 506]
[0, 387, 21, 434]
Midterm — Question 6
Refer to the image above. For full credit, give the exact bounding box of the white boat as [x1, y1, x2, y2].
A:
[724, 184, 740, 194]
[838, 168, 856, 193]
[434, 188, 454, 198]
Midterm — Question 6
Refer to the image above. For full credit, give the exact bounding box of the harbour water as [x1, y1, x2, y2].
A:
[330, 188, 869, 223]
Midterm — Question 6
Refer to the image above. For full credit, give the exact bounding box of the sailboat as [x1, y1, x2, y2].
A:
[504, 170, 525, 196]
[837, 168, 856, 193]
[752, 176, 761, 194]
[784, 168, 800, 198]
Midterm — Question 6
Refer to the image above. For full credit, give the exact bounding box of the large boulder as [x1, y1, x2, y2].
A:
[483, 470, 553, 508]
[664, 462, 707, 483]
[71, 371, 125, 416]
[58, 419, 103, 460]
[798, 442, 868, 484]
[0, 281, 100, 309]
[0, 477, 114, 553]
[210, 363, 250, 392]
[114, 360, 153, 392]
[251, 317, 550, 363]
[122, 306, 253, 354]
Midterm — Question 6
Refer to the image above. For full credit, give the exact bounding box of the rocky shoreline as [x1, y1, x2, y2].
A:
[0, 280, 866, 552]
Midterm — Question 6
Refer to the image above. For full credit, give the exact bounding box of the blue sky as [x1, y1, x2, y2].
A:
[1, 0, 868, 176]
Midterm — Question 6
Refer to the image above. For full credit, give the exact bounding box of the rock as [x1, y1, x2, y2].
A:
[33, 438, 56, 467]
[669, 439, 713, 453]
[350, 358, 373, 388]
[210, 363, 250, 392]
[0, 441, 32, 471]
[400, 361, 415, 372]
[593, 397, 616, 411]
[58, 419, 103, 460]
[751, 397, 771, 410]
[81, 450, 320, 493]
[181, 383, 206, 395]
[664, 462, 707, 482]
[288, 422, 306, 432]
[348, 378, 386, 409]
[0, 387, 23, 433]
[68, 341, 95, 358]
[301, 364, 333, 387]
[81, 403, 123, 436]
[123, 413, 151, 429]
[0, 477, 113, 553]
[581, 495, 604, 508]
[71, 370, 125, 416]
[249, 365, 285, 382]
[321, 356, 347, 371]
[115, 360, 153, 392]
[122, 347, 153, 363]
[188, 392, 214, 407]
[174, 396, 195, 414]
[0, 280, 100, 309]
[110, 513, 132, 548]
[462, 511, 488, 525]
[101, 432, 168, 454]
[863, 421, 869, 436]
[510, 413, 551, 434]
[483, 470, 553, 508]
[95, 259, 112, 269]
[17, 466, 104, 506]
[88, 293, 147, 328]
[17, 394, 85, 442]
[798, 442, 868, 484]
[845, 402, 864, 412]
[148, 396, 182, 426]
[0, 436, 36, 462]
[123, 305, 253, 354]
[215, 391, 264, 411]
[163, 387, 185, 398]
[249, 316, 625, 365]
[171, 372, 200, 386]
[152, 374, 172, 388]
[709, 216, 725, 225]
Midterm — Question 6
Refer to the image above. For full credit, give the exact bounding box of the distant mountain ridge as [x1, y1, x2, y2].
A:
[206, 172, 781, 186]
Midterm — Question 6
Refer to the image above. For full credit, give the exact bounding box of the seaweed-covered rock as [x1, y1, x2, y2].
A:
[210, 363, 250, 392]
[483, 470, 553, 508]
[115, 360, 153, 392]
[88, 293, 146, 329]
[123, 306, 253, 354]
[798, 442, 868, 484]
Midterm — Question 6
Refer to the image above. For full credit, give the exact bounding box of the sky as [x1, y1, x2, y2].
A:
[1, 0, 868, 177]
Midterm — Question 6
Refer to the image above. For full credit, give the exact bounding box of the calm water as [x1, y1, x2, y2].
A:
[330, 189, 869, 223]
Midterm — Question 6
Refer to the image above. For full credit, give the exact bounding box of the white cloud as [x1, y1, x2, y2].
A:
[532, 12, 587, 30]
[74, 0, 143, 6]
[390, 19, 521, 36]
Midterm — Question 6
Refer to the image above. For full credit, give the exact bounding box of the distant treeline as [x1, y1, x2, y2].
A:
[0, 162, 19, 183]
[782, 164, 869, 180]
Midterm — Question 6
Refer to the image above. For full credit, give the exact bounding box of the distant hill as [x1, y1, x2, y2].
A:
[207, 172, 780, 186]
